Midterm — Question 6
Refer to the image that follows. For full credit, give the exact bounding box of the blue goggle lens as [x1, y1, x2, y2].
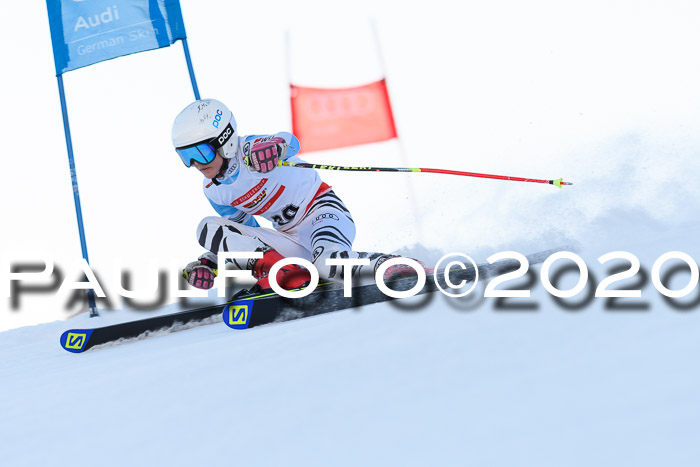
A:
[175, 144, 217, 167]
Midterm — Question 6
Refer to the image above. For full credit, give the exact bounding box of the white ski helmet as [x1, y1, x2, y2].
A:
[171, 99, 238, 167]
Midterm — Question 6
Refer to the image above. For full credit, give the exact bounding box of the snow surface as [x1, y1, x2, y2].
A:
[1, 220, 700, 467]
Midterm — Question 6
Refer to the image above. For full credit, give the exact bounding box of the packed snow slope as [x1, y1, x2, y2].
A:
[1, 215, 699, 467]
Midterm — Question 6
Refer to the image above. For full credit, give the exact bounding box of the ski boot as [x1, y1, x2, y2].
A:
[251, 249, 311, 293]
[376, 255, 430, 282]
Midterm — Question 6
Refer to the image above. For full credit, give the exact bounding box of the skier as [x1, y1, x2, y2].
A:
[172, 98, 419, 293]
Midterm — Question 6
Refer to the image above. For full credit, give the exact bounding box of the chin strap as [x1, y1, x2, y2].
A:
[210, 157, 230, 186]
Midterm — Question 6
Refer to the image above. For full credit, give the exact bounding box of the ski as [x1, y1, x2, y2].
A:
[59, 300, 230, 353]
[222, 249, 555, 330]
[58, 277, 395, 353]
[222, 276, 421, 331]
[60, 250, 555, 353]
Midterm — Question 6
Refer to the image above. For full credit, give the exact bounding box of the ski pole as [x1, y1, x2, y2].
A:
[245, 157, 572, 188]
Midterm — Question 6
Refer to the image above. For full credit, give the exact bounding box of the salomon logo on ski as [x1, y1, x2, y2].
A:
[222, 300, 254, 329]
[60, 329, 94, 353]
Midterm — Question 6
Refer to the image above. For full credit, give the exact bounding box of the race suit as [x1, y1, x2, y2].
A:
[196, 132, 390, 280]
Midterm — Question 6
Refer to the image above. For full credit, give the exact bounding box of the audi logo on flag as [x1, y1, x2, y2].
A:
[303, 89, 378, 120]
[290, 79, 398, 153]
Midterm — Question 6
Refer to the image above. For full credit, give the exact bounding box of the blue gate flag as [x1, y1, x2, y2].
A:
[46, 0, 187, 75]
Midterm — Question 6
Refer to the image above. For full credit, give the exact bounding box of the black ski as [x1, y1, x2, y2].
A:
[223, 250, 554, 329]
[60, 301, 230, 353]
[60, 250, 554, 353]
[59, 276, 411, 353]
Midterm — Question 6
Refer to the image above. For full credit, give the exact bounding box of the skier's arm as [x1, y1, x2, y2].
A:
[275, 132, 300, 161]
[245, 132, 300, 173]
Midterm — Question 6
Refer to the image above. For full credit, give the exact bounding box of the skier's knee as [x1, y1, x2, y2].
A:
[196, 216, 246, 251]
[196, 216, 222, 248]
[311, 246, 344, 267]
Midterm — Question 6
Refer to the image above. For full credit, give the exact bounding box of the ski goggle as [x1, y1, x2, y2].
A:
[175, 143, 217, 168]
[175, 122, 235, 167]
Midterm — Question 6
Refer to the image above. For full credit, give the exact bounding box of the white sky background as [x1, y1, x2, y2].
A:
[1, 0, 700, 331]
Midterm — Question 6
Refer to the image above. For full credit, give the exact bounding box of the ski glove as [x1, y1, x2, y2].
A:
[183, 252, 218, 290]
[249, 137, 287, 173]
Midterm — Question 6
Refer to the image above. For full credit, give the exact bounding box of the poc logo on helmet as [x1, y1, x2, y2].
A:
[212, 109, 223, 128]
[218, 126, 233, 145]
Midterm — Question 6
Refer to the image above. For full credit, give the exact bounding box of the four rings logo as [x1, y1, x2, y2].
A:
[304, 89, 377, 120]
[312, 213, 339, 225]
[226, 156, 239, 176]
